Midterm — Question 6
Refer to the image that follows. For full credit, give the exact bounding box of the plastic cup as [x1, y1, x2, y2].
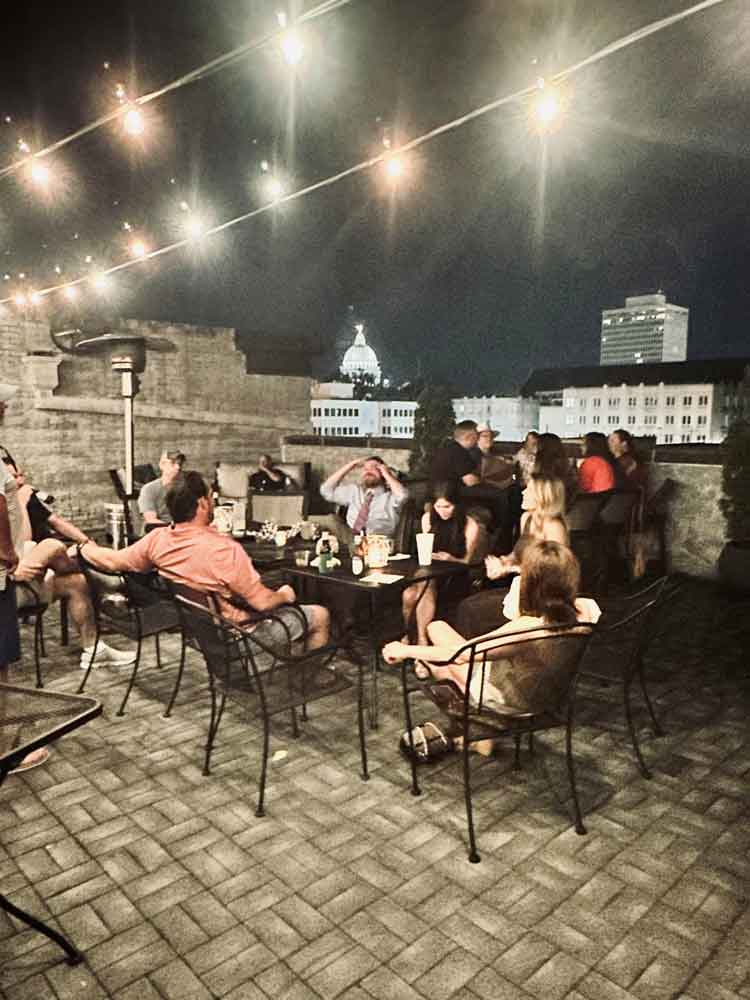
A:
[416, 532, 434, 566]
[294, 550, 311, 567]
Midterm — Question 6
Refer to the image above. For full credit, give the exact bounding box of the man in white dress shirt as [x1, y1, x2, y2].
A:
[320, 456, 407, 539]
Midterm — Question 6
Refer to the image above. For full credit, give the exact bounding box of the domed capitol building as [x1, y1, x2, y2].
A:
[340, 323, 382, 384]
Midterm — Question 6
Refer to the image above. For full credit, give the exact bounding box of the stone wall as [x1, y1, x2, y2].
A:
[650, 462, 726, 579]
[1, 318, 312, 531]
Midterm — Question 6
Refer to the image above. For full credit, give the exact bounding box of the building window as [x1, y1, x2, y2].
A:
[566, 414, 576, 425]
[579, 399, 586, 408]
[628, 397, 637, 407]
[608, 415, 619, 425]
[645, 415, 657, 426]
[592, 398, 601, 408]
[644, 396, 658, 406]
[664, 434, 673, 443]
[665, 396, 675, 406]
[682, 415, 691, 426]
[579, 415, 586, 424]
[698, 395, 708, 406]
[592, 415, 600, 425]
[608, 397, 620, 408]
[681, 434, 691, 442]
[683, 395, 692, 406]
[697, 415, 707, 425]
[627, 416, 636, 425]
[565, 397, 576, 408]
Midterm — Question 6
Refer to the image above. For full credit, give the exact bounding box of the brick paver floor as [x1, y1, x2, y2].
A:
[1, 577, 748, 999]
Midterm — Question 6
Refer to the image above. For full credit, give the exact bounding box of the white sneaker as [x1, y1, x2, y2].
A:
[80, 642, 138, 670]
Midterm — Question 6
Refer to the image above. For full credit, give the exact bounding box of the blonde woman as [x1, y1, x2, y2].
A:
[455, 474, 568, 639]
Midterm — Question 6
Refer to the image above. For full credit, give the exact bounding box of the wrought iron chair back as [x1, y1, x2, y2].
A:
[400, 621, 594, 862]
[172, 590, 369, 815]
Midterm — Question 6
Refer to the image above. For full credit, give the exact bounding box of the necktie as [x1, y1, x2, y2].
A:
[353, 490, 374, 534]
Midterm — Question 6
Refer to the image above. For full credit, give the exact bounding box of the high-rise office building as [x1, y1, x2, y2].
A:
[600, 293, 688, 366]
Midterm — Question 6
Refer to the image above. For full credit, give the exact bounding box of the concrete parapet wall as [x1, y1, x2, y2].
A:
[650, 462, 725, 579]
[1, 319, 311, 532]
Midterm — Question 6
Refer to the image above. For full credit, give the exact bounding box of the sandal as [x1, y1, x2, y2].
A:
[9, 747, 50, 774]
[399, 721, 454, 763]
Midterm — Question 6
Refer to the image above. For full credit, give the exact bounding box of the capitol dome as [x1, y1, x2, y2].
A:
[340, 324, 382, 384]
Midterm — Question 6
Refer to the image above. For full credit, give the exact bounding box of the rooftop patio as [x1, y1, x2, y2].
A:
[1, 578, 748, 1000]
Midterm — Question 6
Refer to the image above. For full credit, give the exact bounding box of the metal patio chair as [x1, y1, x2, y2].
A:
[399, 622, 594, 863]
[173, 586, 369, 817]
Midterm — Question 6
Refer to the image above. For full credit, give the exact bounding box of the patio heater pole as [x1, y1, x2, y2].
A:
[113, 360, 138, 498]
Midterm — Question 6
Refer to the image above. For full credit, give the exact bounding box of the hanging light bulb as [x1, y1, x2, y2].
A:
[92, 273, 110, 292]
[130, 240, 148, 258]
[63, 285, 79, 301]
[29, 291, 42, 306]
[280, 31, 303, 66]
[185, 215, 206, 240]
[30, 159, 51, 187]
[385, 155, 404, 180]
[13, 292, 27, 307]
[123, 106, 145, 137]
[265, 177, 284, 201]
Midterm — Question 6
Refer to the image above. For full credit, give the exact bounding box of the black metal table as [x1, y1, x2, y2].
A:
[0, 683, 102, 965]
[285, 558, 470, 727]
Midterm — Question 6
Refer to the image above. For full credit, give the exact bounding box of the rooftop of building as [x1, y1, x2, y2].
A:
[522, 357, 750, 395]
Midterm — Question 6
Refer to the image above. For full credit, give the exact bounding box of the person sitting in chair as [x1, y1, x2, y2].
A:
[249, 454, 290, 493]
[138, 449, 186, 528]
[81, 471, 330, 652]
[321, 455, 407, 539]
[384, 541, 599, 754]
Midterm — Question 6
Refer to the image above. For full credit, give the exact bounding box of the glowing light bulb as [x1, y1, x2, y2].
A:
[385, 156, 404, 179]
[63, 285, 79, 301]
[53, 265, 62, 274]
[260, 160, 269, 173]
[123, 107, 145, 136]
[280, 32, 303, 66]
[13, 292, 27, 307]
[266, 177, 284, 201]
[103, 61, 111, 70]
[277, 10, 288, 27]
[84, 254, 93, 264]
[179, 200, 190, 212]
[115, 82, 126, 101]
[92, 273, 110, 292]
[29, 291, 42, 306]
[130, 240, 148, 258]
[122, 221, 132, 231]
[185, 216, 205, 240]
[18, 139, 30, 154]
[530, 85, 565, 133]
[30, 160, 51, 186]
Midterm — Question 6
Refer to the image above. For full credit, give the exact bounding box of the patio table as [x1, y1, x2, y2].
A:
[0, 683, 102, 965]
[284, 557, 471, 728]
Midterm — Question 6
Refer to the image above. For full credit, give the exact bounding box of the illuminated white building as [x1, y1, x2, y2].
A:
[524, 359, 750, 444]
[601, 293, 688, 366]
[452, 395, 539, 439]
[311, 381, 416, 438]
[340, 324, 382, 385]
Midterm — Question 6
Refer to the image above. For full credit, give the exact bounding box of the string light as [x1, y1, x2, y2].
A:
[280, 32, 303, 66]
[0, 0, 728, 309]
[17, 140, 30, 154]
[0, 0, 359, 183]
[265, 177, 285, 201]
[29, 160, 51, 186]
[92, 273, 110, 292]
[384, 156, 404, 180]
[114, 82, 126, 101]
[185, 216, 206, 240]
[29, 291, 42, 306]
[123, 107, 145, 137]
[63, 285, 79, 301]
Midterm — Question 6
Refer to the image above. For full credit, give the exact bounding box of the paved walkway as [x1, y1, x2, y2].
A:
[1, 578, 748, 999]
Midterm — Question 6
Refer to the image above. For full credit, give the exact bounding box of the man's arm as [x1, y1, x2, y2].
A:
[48, 512, 90, 545]
[378, 463, 407, 502]
[226, 547, 296, 611]
[78, 537, 153, 574]
[0, 495, 18, 576]
[138, 481, 168, 526]
[320, 459, 361, 502]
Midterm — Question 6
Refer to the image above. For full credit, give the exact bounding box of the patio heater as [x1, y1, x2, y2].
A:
[49, 328, 176, 497]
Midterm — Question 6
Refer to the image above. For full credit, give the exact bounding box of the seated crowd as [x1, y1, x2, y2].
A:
[1, 407, 647, 772]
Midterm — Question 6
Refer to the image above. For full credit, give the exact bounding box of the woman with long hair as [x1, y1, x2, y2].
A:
[534, 432, 577, 507]
[608, 428, 648, 488]
[578, 432, 618, 493]
[385, 540, 599, 715]
[401, 481, 485, 644]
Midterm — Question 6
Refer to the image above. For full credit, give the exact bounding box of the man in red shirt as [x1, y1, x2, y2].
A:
[81, 471, 330, 650]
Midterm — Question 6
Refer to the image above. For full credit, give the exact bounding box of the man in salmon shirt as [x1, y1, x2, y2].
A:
[81, 471, 330, 651]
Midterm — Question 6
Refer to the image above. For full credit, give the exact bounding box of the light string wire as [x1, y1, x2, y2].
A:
[0, 0, 355, 182]
[0, 0, 725, 306]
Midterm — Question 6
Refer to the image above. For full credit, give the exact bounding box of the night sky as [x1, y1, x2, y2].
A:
[1, 0, 749, 392]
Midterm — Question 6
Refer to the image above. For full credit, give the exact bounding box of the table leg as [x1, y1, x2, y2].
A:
[368, 591, 379, 730]
[0, 892, 83, 966]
